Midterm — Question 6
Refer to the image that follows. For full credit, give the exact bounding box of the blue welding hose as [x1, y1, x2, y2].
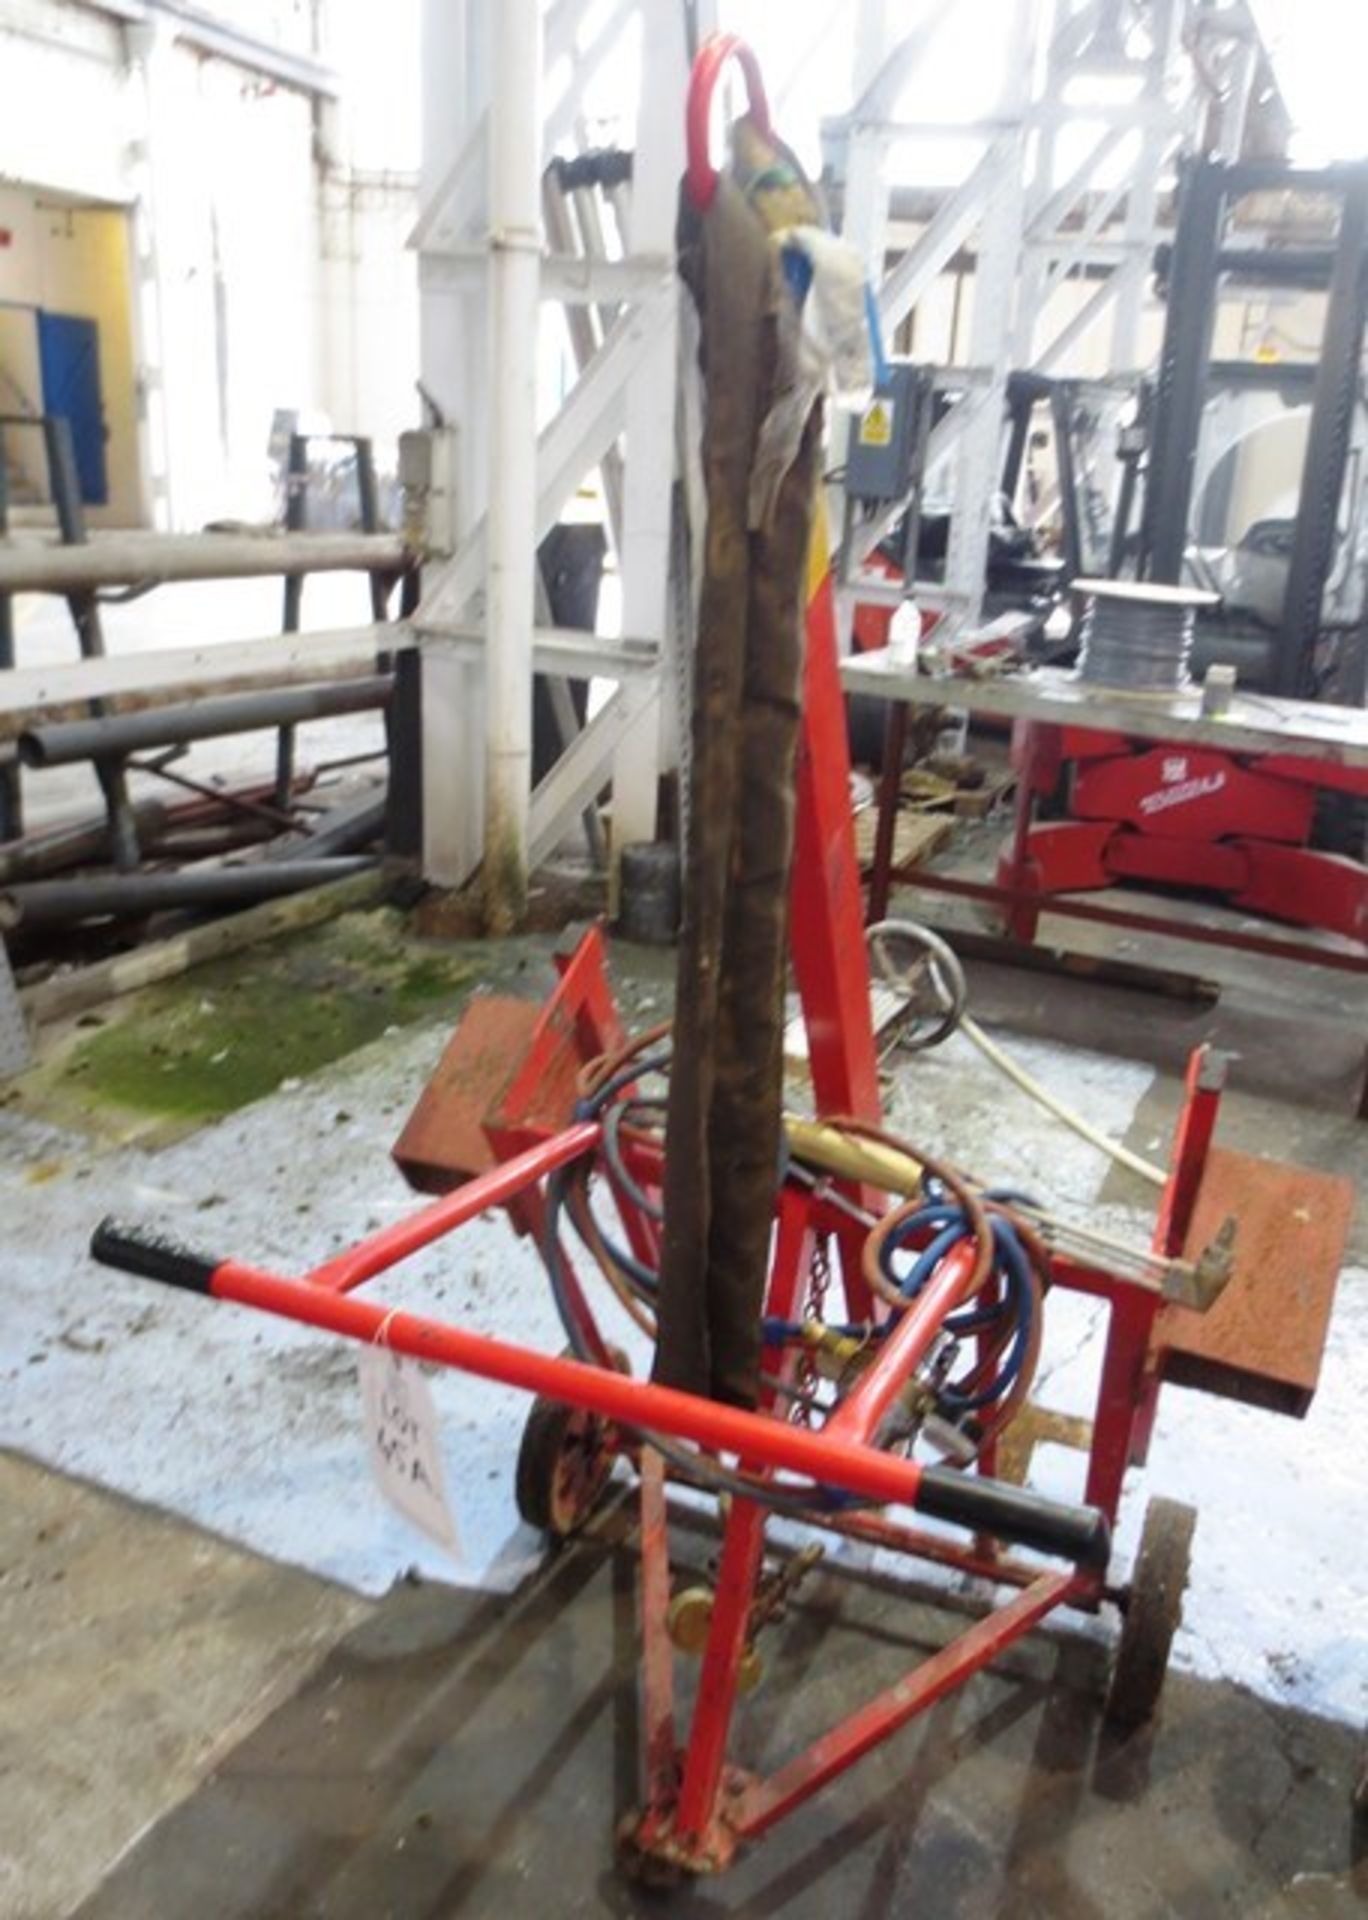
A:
[540, 1055, 1047, 1507]
[873, 1191, 1042, 1415]
[602, 1098, 666, 1225]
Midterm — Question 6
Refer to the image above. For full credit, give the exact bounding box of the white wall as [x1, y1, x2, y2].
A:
[0, 2, 130, 202]
[0, 0, 420, 531]
[144, 48, 325, 527]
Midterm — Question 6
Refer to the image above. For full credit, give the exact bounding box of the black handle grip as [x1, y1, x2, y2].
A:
[918, 1464, 1111, 1569]
[90, 1217, 220, 1294]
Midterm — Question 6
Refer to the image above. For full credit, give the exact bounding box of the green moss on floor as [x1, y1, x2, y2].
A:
[52, 908, 478, 1129]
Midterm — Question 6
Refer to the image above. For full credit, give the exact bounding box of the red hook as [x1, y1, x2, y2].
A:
[685, 32, 773, 212]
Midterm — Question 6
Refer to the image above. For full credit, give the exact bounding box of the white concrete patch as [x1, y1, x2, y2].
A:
[2, 1007, 1364, 1728]
[0, 1018, 616, 1599]
[1148, 1266, 1368, 1725]
[883, 1025, 1368, 1728]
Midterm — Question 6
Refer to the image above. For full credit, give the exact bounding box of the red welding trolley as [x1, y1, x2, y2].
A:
[88, 33, 1353, 1886]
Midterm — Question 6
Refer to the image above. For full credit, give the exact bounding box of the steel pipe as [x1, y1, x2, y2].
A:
[19, 677, 391, 768]
[0, 532, 408, 596]
[0, 800, 170, 884]
[21, 869, 389, 1026]
[4, 857, 376, 929]
[269, 795, 388, 862]
[146, 825, 278, 859]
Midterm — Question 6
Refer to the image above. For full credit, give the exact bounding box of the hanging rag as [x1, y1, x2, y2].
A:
[653, 124, 825, 1409]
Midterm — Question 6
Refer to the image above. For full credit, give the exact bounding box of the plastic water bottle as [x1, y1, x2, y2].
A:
[887, 596, 921, 667]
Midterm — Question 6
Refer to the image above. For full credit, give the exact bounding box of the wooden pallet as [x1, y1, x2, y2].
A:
[853, 807, 955, 874]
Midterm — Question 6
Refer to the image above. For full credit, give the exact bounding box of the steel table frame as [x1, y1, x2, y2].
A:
[845, 657, 1368, 1050]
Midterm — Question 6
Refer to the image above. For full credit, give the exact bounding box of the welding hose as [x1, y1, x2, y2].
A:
[564, 1180, 658, 1339]
[549, 1046, 670, 1335]
[548, 1042, 1054, 1515]
[871, 1200, 1045, 1439]
[759, 1142, 1050, 1448]
[542, 1157, 859, 1517]
[547, 1171, 853, 1517]
[602, 1097, 667, 1223]
[546, 1047, 878, 1515]
[853, 1142, 1047, 1440]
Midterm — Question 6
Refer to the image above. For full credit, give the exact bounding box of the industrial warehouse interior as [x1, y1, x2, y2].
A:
[2, 0, 1367, 1913]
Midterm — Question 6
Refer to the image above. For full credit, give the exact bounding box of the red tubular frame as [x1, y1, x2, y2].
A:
[306, 1122, 602, 1293]
[87, 649, 1221, 1885]
[210, 1246, 935, 1511]
[90, 37, 1245, 1884]
[734, 1569, 1077, 1839]
[824, 1240, 978, 1446]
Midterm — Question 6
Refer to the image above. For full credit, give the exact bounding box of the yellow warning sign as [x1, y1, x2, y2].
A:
[859, 399, 894, 448]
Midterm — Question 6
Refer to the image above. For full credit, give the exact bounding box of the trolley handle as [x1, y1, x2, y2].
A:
[917, 1466, 1111, 1570]
[91, 1217, 220, 1294]
[90, 1215, 1112, 1569]
[685, 32, 772, 211]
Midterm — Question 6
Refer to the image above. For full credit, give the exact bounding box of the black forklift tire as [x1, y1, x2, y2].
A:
[1104, 1495, 1197, 1730]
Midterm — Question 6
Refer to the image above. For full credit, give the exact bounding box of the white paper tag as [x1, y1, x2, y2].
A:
[358, 1345, 461, 1556]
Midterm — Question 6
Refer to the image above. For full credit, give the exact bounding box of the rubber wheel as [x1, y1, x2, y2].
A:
[1104, 1496, 1197, 1730]
[513, 1346, 629, 1540]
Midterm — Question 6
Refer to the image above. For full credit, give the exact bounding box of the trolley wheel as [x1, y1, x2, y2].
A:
[1104, 1496, 1197, 1730]
[514, 1346, 628, 1540]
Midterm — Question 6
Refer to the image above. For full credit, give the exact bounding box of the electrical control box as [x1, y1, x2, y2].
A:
[844, 362, 923, 502]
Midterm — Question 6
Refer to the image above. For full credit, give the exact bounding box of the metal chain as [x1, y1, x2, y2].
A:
[791, 1238, 833, 1428]
[806, 1237, 832, 1322]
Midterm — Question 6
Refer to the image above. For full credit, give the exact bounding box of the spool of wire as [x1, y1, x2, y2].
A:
[1073, 579, 1220, 692]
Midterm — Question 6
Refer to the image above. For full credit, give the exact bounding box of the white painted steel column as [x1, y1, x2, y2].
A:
[942, 0, 1043, 626]
[842, 0, 895, 282]
[418, 0, 489, 888]
[123, 17, 178, 531]
[1009, 0, 1066, 368]
[481, 0, 542, 930]
[1109, 0, 1185, 372]
[608, 2, 692, 872]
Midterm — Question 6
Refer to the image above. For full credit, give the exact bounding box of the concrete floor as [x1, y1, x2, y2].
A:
[2, 882, 1367, 1914]
[0, 1451, 366, 1920]
[42, 1502, 1368, 1919]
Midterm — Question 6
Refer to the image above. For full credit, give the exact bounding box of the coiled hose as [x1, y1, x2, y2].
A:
[537, 1033, 1050, 1512]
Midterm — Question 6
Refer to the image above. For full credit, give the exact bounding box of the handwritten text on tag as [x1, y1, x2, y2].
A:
[358, 1345, 460, 1556]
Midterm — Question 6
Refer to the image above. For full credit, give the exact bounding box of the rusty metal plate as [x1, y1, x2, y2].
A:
[1153, 1146, 1353, 1417]
[391, 995, 543, 1195]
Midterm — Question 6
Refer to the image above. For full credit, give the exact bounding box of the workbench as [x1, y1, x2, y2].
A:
[841, 649, 1368, 987]
[841, 652, 1368, 772]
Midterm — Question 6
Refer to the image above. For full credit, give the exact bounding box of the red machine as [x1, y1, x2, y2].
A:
[87, 36, 1352, 1888]
[1003, 721, 1368, 946]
